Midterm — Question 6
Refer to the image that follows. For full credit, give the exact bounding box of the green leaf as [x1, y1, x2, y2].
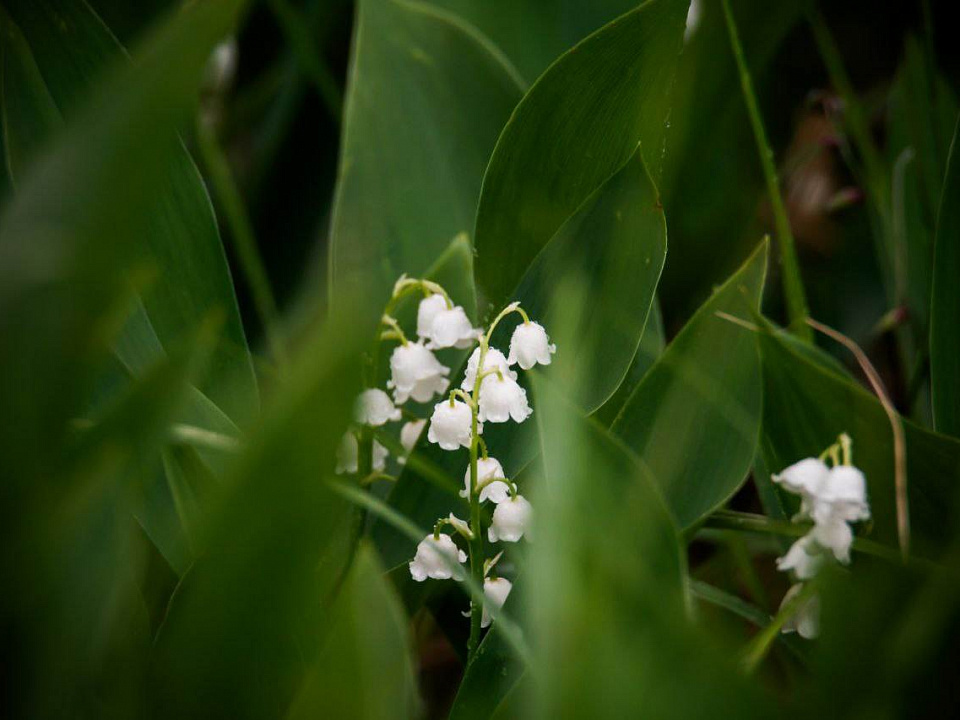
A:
[288, 544, 421, 720]
[530, 374, 770, 718]
[329, 0, 522, 306]
[0, 7, 62, 184]
[1, 0, 258, 425]
[931, 114, 960, 437]
[758, 326, 960, 558]
[611, 241, 768, 529]
[148, 303, 370, 718]
[494, 147, 667, 413]
[474, 0, 687, 310]
[423, 0, 649, 83]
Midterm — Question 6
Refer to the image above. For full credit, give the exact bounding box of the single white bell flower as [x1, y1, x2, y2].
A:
[780, 584, 820, 640]
[460, 347, 516, 390]
[776, 533, 824, 580]
[427, 399, 479, 450]
[399, 419, 426, 455]
[772, 457, 829, 520]
[335, 432, 388, 474]
[812, 465, 871, 525]
[478, 375, 532, 423]
[355, 388, 401, 426]
[417, 294, 480, 349]
[388, 341, 450, 404]
[507, 321, 556, 370]
[409, 533, 467, 582]
[812, 515, 854, 563]
[488, 494, 532, 543]
[480, 577, 512, 628]
[460, 456, 510, 503]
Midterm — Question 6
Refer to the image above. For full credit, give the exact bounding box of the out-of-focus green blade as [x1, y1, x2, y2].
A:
[759, 326, 960, 558]
[931, 114, 960, 437]
[612, 241, 768, 529]
[1, 0, 258, 425]
[288, 544, 421, 720]
[0, 7, 63, 184]
[530, 373, 771, 718]
[329, 0, 522, 308]
[148, 302, 371, 718]
[474, 0, 687, 311]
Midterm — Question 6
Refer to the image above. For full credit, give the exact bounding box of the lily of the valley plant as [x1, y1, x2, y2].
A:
[336, 275, 553, 658]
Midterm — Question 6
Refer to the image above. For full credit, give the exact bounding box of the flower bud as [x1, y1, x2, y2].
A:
[780, 584, 819, 639]
[776, 533, 824, 580]
[355, 388, 401, 426]
[480, 577, 512, 628]
[417, 294, 480, 349]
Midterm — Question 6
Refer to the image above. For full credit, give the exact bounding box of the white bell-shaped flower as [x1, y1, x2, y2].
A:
[488, 494, 532, 543]
[427, 399, 479, 451]
[460, 347, 516, 390]
[776, 533, 824, 580]
[355, 388, 401, 426]
[388, 341, 450, 404]
[417, 294, 480, 349]
[811, 515, 854, 563]
[335, 432, 388, 474]
[780, 584, 820, 639]
[773, 457, 829, 519]
[507, 321, 556, 370]
[478, 375, 532, 423]
[460, 456, 510, 503]
[400, 419, 426, 455]
[480, 577, 513, 628]
[409, 533, 467, 582]
[812, 465, 871, 525]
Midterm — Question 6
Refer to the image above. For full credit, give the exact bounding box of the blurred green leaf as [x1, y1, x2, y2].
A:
[148, 302, 370, 718]
[329, 0, 522, 307]
[423, 0, 650, 84]
[474, 0, 687, 311]
[0, 7, 62, 183]
[759, 328, 960, 557]
[530, 374, 771, 718]
[1, 0, 258, 425]
[288, 543, 421, 720]
[931, 114, 960, 437]
[611, 240, 769, 529]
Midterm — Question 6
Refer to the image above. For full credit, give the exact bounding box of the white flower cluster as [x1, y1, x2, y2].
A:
[409, 298, 555, 634]
[772, 434, 871, 639]
[336, 280, 483, 478]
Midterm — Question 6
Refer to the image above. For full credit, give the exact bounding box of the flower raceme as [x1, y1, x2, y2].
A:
[771, 434, 871, 640]
[332, 275, 553, 648]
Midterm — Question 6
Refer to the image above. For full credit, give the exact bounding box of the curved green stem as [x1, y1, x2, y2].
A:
[721, 0, 811, 342]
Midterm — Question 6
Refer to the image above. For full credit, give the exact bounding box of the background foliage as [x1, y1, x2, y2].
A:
[2, 0, 960, 718]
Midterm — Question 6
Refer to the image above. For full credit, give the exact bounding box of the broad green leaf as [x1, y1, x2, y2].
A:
[931, 114, 960, 437]
[530, 374, 770, 718]
[474, 0, 687, 310]
[758, 327, 960, 557]
[424, 0, 648, 83]
[0, 7, 62, 183]
[1, 0, 258, 425]
[612, 241, 769, 529]
[329, 0, 522, 306]
[491, 147, 667, 413]
[148, 302, 370, 718]
[288, 544, 421, 720]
